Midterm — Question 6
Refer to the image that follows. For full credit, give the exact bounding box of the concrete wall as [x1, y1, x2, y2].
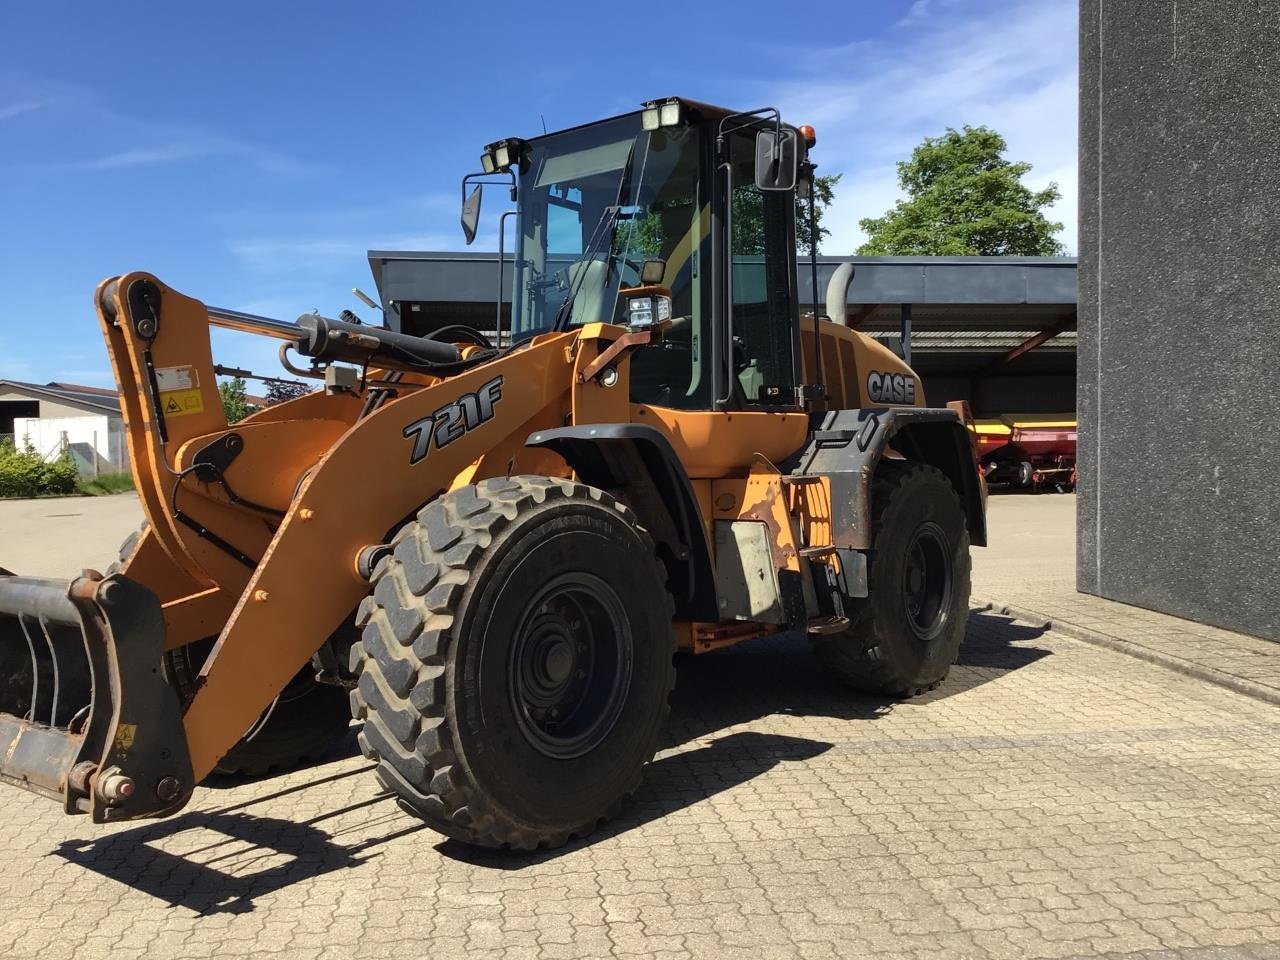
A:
[12, 415, 129, 476]
[1079, 0, 1280, 641]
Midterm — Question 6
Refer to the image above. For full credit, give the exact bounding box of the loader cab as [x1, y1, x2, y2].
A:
[493, 98, 806, 413]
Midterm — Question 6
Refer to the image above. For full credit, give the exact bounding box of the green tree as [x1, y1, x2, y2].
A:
[265, 379, 310, 405]
[730, 173, 842, 257]
[218, 377, 259, 424]
[858, 126, 1063, 256]
[796, 173, 841, 256]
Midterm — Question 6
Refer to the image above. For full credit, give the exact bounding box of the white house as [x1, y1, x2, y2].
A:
[0, 380, 128, 476]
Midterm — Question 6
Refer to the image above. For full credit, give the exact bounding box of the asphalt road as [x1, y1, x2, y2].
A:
[0, 493, 144, 578]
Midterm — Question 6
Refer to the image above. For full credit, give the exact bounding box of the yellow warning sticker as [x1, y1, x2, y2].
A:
[114, 722, 137, 751]
[160, 388, 204, 417]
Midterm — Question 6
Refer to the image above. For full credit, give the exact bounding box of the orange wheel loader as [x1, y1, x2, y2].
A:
[0, 98, 985, 850]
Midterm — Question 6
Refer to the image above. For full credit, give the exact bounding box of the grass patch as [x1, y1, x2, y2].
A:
[76, 472, 135, 496]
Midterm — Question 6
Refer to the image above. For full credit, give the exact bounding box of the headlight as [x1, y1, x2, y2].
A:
[627, 295, 672, 329]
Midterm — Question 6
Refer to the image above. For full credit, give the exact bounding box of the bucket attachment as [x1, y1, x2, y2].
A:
[0, 573, 193, 822]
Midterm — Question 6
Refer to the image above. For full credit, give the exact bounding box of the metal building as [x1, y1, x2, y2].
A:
[367, 251, 1077, 417]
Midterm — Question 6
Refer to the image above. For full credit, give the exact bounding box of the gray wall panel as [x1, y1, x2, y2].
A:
[1079, 0, 1280, 640]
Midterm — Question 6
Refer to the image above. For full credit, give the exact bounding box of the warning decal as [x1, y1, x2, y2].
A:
[160, 388, 204, 417]
[155, 365, 198, 391]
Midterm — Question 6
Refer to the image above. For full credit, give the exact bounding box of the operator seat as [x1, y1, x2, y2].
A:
[566, 259, 608, 326]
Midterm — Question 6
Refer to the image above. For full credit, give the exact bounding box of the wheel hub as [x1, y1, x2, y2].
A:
[509, 573, 632, 760]
[902, 522, 953, 641]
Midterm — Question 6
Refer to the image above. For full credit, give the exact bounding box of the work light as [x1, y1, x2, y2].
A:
[641, 98, 683, 131]
[480, 138, 528, 174]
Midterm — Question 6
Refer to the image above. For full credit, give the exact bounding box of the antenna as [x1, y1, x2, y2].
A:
[352, 288, 381, 312]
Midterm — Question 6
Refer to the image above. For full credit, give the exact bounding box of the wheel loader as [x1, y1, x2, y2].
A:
[0, 97, 985, 850]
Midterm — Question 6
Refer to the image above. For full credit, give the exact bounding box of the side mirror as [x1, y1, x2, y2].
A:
[754, 128, 798, 191]
[461, 184, 483, 245]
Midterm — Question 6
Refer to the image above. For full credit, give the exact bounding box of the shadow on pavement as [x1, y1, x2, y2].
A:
[440, 611, 1052, 867]
[200, 726, 366, 790]
[51, 610, 1052, 895]
[54, 765, 421, 915]
[921, 610, 1053, 700]
[436, 730, 832, 869]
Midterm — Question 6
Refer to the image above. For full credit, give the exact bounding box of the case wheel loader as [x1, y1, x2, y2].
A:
[0, 97, 985, 850]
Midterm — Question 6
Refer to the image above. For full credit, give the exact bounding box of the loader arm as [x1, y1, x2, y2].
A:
[0, 275, 637, 819]
[182, 331, 580, 779]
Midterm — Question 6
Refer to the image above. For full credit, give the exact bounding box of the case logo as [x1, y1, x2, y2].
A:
[866, 371, 916, 405]
[404, 376, 503, 464]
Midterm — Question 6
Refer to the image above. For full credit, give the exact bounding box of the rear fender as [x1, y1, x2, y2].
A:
[792, 408, 987, 549]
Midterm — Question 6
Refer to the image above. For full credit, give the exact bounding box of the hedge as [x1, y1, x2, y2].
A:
[0, 439, 80, 498]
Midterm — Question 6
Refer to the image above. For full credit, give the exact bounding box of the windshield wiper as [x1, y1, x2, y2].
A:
[553, 205, 619, 331]
[553, 140, 639, 332]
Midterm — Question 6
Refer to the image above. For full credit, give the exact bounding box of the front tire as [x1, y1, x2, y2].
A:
[813, 461, 971, 696]
[352, 476, 676, 850]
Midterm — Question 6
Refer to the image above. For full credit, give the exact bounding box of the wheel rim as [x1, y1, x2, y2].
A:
[508, 572, 633, 759]
[902, 521, 952, 641]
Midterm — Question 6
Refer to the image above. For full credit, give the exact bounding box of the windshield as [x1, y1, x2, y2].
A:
[511, 116, 706, 349]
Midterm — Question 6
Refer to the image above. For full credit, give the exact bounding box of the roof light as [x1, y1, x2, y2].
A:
[479, 137, 529, 174]
[799, 124, 817, 148]
[640, 98, 683, 131]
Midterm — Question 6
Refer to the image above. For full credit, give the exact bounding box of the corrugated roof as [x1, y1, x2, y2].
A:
[0, 380, 121, 415]
[866, 330, 1077, 351]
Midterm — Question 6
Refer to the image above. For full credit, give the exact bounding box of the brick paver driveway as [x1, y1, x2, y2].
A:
[1, 610, 1277, 960]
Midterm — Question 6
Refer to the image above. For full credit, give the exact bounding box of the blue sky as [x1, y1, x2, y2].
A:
[0, 0, 1077, 387]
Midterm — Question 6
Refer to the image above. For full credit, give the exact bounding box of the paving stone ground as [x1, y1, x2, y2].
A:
[972, 493, 1280, 700]
[1, 493, 1277, 960]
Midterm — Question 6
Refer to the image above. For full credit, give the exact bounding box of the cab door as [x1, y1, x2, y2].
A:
[631, 123, 808, 478]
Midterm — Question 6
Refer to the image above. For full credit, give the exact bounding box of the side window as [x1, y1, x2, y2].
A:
[546, 186, 583, 254]
[618, 128, 711, 409]
[728, 134, 796, 405]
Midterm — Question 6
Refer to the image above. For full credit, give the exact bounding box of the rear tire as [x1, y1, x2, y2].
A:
[813, 461, 971, 697]
[351, 476, 676, 850]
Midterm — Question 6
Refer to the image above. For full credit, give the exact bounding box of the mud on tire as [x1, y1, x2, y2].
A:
[351, 476, 676, 850]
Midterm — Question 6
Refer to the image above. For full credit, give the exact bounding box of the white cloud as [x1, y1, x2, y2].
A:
[775, 0, 1078, 253]
[61, 135, 305, 175]
[0, 100, 46, 122]
[2, 73, 307, 176]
